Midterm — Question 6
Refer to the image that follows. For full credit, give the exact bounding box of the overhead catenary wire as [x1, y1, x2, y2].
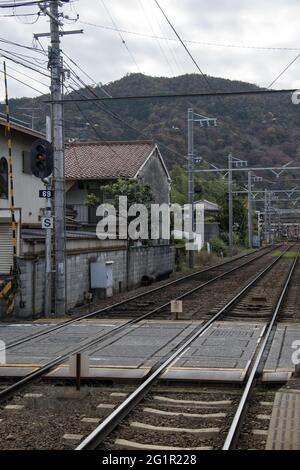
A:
[78, 19, 300, 53]
[137, 0, 175, 76]
[268, 53, 300, 88]
[99, 0, 141, 74]
[154, 0, 212, 90]
[46, 87, 298, 103]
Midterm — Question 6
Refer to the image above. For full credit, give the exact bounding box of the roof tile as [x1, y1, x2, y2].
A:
[65, 141, 154, 180]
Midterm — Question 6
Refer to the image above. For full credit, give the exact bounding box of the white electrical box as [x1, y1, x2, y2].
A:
[90, 260, 114, 293]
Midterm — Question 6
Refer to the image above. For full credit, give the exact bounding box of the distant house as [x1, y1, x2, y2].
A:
[194, 199, 220, 243]
[0, 119, 46, 275]
[65, 140, 171, 225]
[194, 199, 220, 214]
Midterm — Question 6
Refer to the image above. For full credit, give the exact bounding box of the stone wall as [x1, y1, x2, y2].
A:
[13, 243, 175, 319]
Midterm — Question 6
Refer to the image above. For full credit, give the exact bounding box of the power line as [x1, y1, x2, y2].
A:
[62, 49, 111, 98]
[63, 54, 187, 162]
[5, 63, 49, 89]
[0, 1, 44, 8]
[0, 36, 47, 55]
[64, 82, 141, 164]
[0, 12, 38, 17]
[137, 0, 175, 76]
[268, 53, 300, 88]
[0, 49, 49, 77]
[154, 0, 212, 91]
[78, 19, 300, 52]
[0, 47, 47, 66]
[0, 68, 46, 95]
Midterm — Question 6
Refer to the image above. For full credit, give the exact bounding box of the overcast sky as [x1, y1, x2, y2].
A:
[0, 0, 300, 100]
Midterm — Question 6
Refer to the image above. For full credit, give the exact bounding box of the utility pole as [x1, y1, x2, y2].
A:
[188, 108, 194, 269]
[247, 170, 253, 249]
[228, 154, 233, 257]
[49, 0, 66, 316]
[44, 116, 52, 317]
[32, 1, 82, 316]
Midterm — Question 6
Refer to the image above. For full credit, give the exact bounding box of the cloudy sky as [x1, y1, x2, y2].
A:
[0, 0, 300, 99]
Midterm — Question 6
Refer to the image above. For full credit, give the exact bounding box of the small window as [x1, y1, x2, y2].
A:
[0, 157, 8, 200]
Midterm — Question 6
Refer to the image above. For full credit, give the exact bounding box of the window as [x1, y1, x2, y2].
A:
[0, 157, 8, 200]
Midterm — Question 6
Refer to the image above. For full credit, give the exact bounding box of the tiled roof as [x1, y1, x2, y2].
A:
[65, 140, 155, 180]
[194, 199, 220, 211]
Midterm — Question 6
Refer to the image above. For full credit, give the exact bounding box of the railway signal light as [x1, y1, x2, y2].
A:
[30, 139, 53, 179]
[258, 213, 264, 231]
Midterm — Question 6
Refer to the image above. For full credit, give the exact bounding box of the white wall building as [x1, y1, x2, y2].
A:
[0, 119, 46, 275]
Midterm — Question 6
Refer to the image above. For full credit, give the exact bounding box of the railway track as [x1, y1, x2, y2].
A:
[1, 246, 276, 353]
[74, 245, 299, 451]
[0, 244, 283, 403]
[0, 244, 297, 450]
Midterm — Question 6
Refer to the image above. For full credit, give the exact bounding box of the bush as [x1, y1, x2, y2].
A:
[210, 236, 228, 257]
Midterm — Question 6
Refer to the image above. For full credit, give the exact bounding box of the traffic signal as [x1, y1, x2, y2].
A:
[258, 212, 264, 231]
[30, 139, 53, 179]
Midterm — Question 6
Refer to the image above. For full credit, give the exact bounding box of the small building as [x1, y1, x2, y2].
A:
[0, 119, 46, 276]
[65, 140, 171, 225]
[194, 199, 220, 243]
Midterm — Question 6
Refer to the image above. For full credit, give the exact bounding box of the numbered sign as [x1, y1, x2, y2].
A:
[42, 217, 53, 229]
[39, 190, 54, 199]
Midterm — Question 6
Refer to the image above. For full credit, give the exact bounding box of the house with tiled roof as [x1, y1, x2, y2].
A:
[65, 140, 171, 225]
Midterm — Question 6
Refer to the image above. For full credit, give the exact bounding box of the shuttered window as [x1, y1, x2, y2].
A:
[0, 224, 13, 275]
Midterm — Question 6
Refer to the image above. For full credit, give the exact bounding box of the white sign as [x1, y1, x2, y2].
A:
[42, 217, 53, 229]
[171, 300, 183, 314]
[0, 340, 6, 365]
[69, 353, 90, 377]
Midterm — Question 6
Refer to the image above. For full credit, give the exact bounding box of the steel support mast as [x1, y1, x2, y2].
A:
[188, 108, 195, 269]
[228, 154, 233, 257]
[248, 170, 253, 249]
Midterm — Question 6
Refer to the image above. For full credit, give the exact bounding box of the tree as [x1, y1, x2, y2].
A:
[102, 177, 154, 207]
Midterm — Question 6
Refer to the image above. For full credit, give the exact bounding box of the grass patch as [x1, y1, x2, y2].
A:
[272, 250, 299, 258]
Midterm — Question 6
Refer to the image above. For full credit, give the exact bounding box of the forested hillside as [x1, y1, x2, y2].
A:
[7, 73, 300, 173]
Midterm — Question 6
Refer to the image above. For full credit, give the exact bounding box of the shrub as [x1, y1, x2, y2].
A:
[210, 236, 228, 257]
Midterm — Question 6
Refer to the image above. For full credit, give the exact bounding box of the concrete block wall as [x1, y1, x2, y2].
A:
[128, 245, 175, 289]
[14, 244, 175, 318]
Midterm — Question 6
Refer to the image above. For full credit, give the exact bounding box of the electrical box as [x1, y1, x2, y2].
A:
[90, 260, 114, 298]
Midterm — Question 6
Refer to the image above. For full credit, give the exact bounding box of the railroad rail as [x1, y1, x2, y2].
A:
[2, 245, 274, 353]
[75, 245, 299, 450]
[0, 245, 287, 407]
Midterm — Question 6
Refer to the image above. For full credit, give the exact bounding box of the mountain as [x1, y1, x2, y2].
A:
[6, 73, 300, 172]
